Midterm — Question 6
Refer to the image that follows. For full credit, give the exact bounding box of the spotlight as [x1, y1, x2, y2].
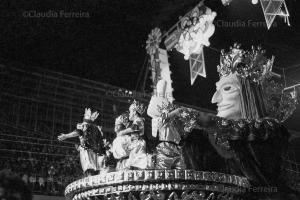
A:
[252, 0, 258, 4]
[221, 0, 233, 6]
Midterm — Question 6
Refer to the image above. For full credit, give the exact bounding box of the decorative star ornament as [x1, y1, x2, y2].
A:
[259, 0, 290, 29]
[189, 49, 206, 85]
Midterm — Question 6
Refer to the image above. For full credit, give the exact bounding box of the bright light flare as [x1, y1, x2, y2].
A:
[252, 0, 258, 4]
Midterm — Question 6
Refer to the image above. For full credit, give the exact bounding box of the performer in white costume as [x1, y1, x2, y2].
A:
[147, 80, 186, 169]
[111, 112, 132, 170]
[117, 100, 150, 169]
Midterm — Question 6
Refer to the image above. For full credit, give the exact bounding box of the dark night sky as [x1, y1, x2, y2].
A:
[1, 0, 300, 129]
[0, 0, 299, 88]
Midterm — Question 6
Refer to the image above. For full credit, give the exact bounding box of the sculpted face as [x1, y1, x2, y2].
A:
[211, 73, 242, 120]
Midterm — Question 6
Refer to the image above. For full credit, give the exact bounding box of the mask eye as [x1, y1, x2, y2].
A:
[224, 86, 231, 91]
[222, 84, 238, 93]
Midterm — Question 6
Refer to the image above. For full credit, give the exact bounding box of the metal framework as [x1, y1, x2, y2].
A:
[0, 64, 151, 163]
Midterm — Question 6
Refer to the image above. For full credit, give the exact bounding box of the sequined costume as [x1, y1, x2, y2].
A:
[127, 117, 148, 169]
[112, 135, 131, 159]
[115, 100, 150, 169]
[112, 113, 131, 170]
[58, 108, 110, 176]
[112, 135, 131, 170]
[75, 123, 108, 174]
[156, 112, 186, 169]
[147, 94, 186, 169]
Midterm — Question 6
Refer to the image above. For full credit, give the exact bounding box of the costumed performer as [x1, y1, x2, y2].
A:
[147, 80, 186, 169]
[58, 108, 110, 176]
[111, 112, 132, 170]
[117, 100, 150, 169]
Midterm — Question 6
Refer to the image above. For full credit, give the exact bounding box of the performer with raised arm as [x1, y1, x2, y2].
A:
[117, 100, 149, 169]
[111, 112, 132, 170]
[193, 44, 299, 199]
[147, 80, 186, 169]
[58, 108, 110, 176]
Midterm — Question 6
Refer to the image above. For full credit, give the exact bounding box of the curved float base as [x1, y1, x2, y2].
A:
[65, 170, 250, 200]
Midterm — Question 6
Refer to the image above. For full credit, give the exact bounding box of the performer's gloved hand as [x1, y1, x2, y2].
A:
[57, 133, 67, 141]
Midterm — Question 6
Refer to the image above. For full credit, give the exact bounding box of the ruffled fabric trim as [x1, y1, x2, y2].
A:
[211, 117, 287, 142]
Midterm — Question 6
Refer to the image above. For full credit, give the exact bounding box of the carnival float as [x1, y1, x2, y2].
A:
[62, 0, 298, 200]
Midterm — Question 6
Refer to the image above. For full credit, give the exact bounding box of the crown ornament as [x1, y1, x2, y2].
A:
[83, 108, 99, 122]
[129, 100, 146, 115]
[217, 43, 274, 83]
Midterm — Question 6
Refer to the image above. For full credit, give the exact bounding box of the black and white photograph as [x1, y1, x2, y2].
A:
[0, 0, 299, 200]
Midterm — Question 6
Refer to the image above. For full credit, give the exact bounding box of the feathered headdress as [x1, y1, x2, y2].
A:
[83, 108, 99, 123]
[217, 43, 274, 83]
[76, 108, 100, 130]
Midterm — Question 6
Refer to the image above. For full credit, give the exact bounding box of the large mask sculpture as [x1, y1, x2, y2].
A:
[212, 43, 297, 122]
[211, 72, 242, 120]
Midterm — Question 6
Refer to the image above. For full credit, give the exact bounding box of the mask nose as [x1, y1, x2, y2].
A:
[211, 90, 222, 104]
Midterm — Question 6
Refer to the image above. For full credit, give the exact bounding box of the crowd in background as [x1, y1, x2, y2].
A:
[0, 134, 82, 196]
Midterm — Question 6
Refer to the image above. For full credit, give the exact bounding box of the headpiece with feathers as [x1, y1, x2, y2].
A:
[217, 43, 297, 122]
